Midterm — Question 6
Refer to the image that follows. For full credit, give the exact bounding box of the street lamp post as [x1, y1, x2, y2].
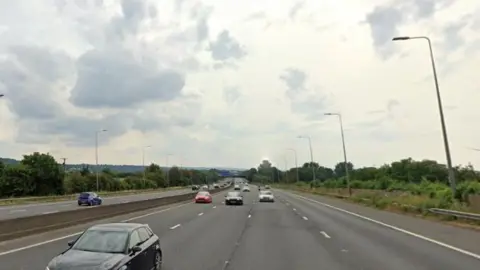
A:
[287, 148, 299, 183]
[325, 112, 351, 196]
[142, 146, 151, 186]
[393, 36, 456, 194]
[297, 135, 315, 182]
[95, 129, 107, 191]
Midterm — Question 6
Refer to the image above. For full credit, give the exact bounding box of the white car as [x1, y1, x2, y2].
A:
[234, 184, 241, 190]
[242, 186, 250, 192]
[258, 190, 274, 202]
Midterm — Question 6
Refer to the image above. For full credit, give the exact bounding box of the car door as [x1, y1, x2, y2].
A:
[137, 227, 154, 269]
[128, 230, 147, 269]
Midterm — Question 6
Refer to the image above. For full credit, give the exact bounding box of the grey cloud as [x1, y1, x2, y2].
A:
[167, 4, 213, 45]
[209, 30, 246, 61]
[442, 16, 469, 52]
[365, 0, 453, 59]
[279, 68, 330, 121]
[0, 46, 72, 119]
[279, 68, 307, 94]
[223, 86, 241, 104]
[245, 12, 266, 21]
[69, 48, 185, 108]
[289, 1, 305, 20]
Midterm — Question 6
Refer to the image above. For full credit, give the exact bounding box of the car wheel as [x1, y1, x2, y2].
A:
[225, 201, 229, 205]
[154, 250, 163, 270]
[88, 201, 92, 206]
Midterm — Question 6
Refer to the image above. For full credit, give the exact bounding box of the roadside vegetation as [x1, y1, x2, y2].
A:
[242, 158, 480, 221]
[0, 152, 220, 203]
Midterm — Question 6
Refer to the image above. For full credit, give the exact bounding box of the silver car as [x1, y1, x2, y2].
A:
[258, 190, 274, 202]
[225, 191, 244, 205]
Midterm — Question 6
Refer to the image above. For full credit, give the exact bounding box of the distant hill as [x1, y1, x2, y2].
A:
[0, 158, 246, 173]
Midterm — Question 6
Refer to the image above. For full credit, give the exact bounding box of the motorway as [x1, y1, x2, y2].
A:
[0, 188, 192, 220]
[1, 187, 479, 269]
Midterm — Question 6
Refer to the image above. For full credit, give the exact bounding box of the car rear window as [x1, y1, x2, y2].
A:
[197, 191, 209, 196]
[79, 193, 90, 198]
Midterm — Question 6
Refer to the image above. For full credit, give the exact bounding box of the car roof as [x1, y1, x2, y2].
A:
[88, 223, 145, 232]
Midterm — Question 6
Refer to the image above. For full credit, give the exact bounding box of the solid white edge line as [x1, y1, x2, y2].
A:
[248, 214, 251, 218]
[0, 191, 229, 256]
[198, 212, 204, 216]
[288, 192, 480, 260]
[302, 216, 308, 220]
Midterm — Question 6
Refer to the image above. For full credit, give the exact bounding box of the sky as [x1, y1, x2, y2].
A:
[0, 0, 479, 170]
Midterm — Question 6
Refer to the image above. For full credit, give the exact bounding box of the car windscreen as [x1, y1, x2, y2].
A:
[72, 229, 128, 253]
[197, 192, 209, 196]
[79, 193, 91, 198]
[227, 192, 240, 197]
[260, 191, 272, 195]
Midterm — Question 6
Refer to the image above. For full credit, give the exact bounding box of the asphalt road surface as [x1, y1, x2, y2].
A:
[1, 187, 479, 269]
[0, 188, 193, 220]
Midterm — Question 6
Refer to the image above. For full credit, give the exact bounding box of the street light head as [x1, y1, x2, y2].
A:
[392, 36, 410, 41]
[0, 94, 4, 98]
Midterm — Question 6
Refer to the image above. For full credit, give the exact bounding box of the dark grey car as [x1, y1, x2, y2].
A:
[46, 223, 163, 270]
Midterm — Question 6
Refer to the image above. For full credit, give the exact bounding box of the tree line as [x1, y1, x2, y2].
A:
[243, 158, 480, 201]
[0, 152, 220, 198]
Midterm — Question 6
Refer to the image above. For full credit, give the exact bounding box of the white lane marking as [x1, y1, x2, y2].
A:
[122, 200, 130, 203]
[286, 203, 290, 206]
[288, 192, 480, 260]
[293, 208, 297, 211]
[59, 204, 70, 207]
[302, 216, 308, 221]
[9, 209, 26, 213]
[213, 206, 217, 209]
[248, 214, 251, 218]
[170, 224, 181, 230]
[42, 211, 58, 215]
[320, 231, 331, 239]
[198, 212, 204, 216]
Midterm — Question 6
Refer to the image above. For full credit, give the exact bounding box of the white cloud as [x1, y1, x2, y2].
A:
[0, 0, 479, 170]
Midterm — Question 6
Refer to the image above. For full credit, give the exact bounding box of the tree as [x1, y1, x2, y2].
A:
[21, 152, 64, 195]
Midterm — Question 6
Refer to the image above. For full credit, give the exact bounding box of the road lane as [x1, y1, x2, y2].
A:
[0, 189, 231, 269]
[276, 189, 480, 270]
[4, 185, 477, 270]
[0, 188, 194, 220]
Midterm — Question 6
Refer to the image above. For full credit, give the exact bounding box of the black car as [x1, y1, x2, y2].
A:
[46, 223, 163, 270]
[225, 191, 243, 205]
[191, 185, 199, 191]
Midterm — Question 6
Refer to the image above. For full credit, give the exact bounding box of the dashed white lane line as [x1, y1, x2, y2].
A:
[320, 231, 331, 239]
[293, 208, 297, 211]
[42, 211, 58, 215]
[287, 192, 480, 261]
[170, 224, 181, 230]
[248, 214, 251, 218]
[302, 216, 308, 221]
[198, 212, 204, 216]
[213, 206, 217, 209]
[9, 209, 26, 213]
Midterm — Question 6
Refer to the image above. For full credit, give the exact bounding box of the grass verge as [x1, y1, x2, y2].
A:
[273, 184, 480, 229]
[0, 186, 186, 206]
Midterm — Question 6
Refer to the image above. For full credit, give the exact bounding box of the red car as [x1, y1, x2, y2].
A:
[195, 191, 212, 203]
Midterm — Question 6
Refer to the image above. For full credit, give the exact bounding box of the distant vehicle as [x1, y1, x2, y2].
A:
[214, 184, 220, 189]
[225, 191, 243, 205]
[265, 185, 271, 189]
[195, 191, 212, 203]
[242, 186, 250, 192]
[234, 184, 241, 190]
[201, 185, 209, 190]
[259, 190, 274, 202]
[77, 192, 102, 206]
[191, 185, 199, 191]
[45, 223, 162, 270]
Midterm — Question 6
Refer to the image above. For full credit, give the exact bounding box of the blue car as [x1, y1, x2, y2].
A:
[77, 192, 103, 206]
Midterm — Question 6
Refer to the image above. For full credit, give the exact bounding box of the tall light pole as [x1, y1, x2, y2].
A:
[325, 112, 351, 196]
[298, 135, 316, 182]
[142, 145, 151, 186]
[287, 148, 299, 183]
[165, 154, 173, 187]
[95, 129, 107, 191]
[283, 156, 288, 182]
[393, 36, 456, 194]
